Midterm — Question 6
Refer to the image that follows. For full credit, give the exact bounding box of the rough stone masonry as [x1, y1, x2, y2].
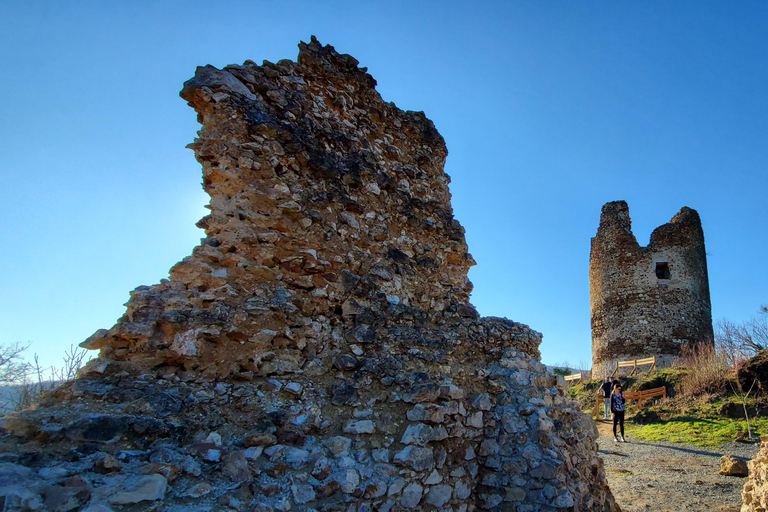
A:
[0, 38, 618, 511]
[589, 200, 713, 378]
[741, 435, 768, 512]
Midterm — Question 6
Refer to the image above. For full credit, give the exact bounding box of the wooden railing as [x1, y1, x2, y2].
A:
[593, 385, 667, 417]
[611, 356, 657, 377]
[623, 386, 666, 409]
[563, 373, 583, 385]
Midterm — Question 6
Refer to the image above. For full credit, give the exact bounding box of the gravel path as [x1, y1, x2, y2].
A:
[596, 420, 759, 512]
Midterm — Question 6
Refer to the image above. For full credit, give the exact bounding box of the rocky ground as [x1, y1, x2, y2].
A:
[596, 419, 758, 512]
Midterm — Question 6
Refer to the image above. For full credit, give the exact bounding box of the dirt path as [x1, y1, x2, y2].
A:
[595, 420, 758, 512]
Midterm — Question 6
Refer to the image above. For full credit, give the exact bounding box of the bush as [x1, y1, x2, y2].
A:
[635, 368, 684, 397]
[567, 379, 601, 412]
[0, 343, 90, 413]
[0, 342, 32, 385]
[678, 343, 732, 397]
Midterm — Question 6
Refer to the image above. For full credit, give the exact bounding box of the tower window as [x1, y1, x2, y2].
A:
[655, 262, 670, 280]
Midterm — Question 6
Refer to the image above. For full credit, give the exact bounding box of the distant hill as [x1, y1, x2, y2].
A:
[0, 381, 62, 415]
[0, 384, 21, 414]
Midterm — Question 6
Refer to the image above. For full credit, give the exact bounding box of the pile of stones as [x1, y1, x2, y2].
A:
[742, 435, 768, 511]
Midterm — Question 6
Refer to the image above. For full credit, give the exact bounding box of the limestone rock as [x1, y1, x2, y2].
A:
[40, 476, 91, 512]
[221, 451, 251, 482]
[93, 454, 121, 474]
[107, 474, 167, 505]
[742, 436, 768, 510]
[400, 482, 423, 508]
[720, 455, 749, 476]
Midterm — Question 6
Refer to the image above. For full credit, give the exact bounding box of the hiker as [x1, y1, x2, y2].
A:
[597, 376, 613, 420]
[611, 382, 627, 442]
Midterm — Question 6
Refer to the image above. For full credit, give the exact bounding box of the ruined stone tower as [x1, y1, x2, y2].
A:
[590, 200, 713, 378]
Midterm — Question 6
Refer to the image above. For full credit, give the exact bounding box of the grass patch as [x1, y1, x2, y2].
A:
[629, 416, 768, 447]
[563, 367, 768, 447]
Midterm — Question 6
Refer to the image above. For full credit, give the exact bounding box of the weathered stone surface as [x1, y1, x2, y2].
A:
[107, 474, 167, 505]
[400, 482, 423, 508]
[343, 420, 374, 434]
[738, 349, 768, 395]
[221, 451, 251, 482]
[332, 468, 360, 494]
[425, 483, 452, 507]
[394, 446, 435, 472]
[40, 476, 91, 512]
[590, 201, 713, 377]
[719, 455, 748, 476]
[0, 37, 617, 512]
[290, 483, 315, 504]
[743, 436, 768, 510]
[93, 454, 121, 474]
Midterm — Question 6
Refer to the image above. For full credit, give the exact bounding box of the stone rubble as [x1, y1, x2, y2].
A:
[742, 436, 768, 511]
[719, 455, 749, 477]
[0, 37, 618, 511]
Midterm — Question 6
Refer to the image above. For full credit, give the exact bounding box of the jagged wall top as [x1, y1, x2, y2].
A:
[589, 200, 712, 375]
[592, 200, 705, 252]
[82, 37, 539, 378]
[179, 35, 473, 302]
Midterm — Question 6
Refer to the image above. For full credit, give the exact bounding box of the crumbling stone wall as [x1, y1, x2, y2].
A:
[742, 435, 768, 511]
[589, 200, 713, 378]
[0, 38, 617, 511]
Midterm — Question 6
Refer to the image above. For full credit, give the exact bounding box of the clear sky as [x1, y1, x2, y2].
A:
[2, 1, 766, 371]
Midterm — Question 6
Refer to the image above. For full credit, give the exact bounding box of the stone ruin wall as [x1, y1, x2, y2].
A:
[742, 435, 768, 511]
[589, 200, 714, 378]
[0, 38, 617, 512]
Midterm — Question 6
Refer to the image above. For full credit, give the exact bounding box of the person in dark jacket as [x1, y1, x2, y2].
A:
[598, 377, 613, 420]
[611, 382, 627, 442]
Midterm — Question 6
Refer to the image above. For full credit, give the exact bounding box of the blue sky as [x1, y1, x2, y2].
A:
[1, 1, 766, 371]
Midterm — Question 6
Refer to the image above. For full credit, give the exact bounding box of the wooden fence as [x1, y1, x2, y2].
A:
[593, 385, 667, 417]
[623, 386, 667, 409]
[611, 356, 657, 377]
[563, 373, 583, 385]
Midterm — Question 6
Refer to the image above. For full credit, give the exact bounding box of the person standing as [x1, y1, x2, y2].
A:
[598, 377, 613, 420]
[611, 382, 626, 442]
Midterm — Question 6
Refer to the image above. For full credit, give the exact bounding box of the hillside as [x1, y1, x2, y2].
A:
[569, 368, 768, 446]
[566, 369, 766, 511]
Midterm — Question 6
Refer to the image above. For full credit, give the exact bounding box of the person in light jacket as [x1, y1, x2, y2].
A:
[611, 383, 627, 443]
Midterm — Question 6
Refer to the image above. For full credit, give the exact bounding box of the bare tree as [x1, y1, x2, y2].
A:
[715, 305, 768, 367]
[1, 343, 91, 412]
[730, 378, 758, 441]
[0, 342, 32, 384]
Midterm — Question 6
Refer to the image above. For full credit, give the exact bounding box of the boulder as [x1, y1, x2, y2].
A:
[738, 349, 768, 393]
[720, 455, 748, 476]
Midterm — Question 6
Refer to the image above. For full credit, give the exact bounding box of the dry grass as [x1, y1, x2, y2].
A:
[677, 343, 733, 398]
[1, 344, 90, 412]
